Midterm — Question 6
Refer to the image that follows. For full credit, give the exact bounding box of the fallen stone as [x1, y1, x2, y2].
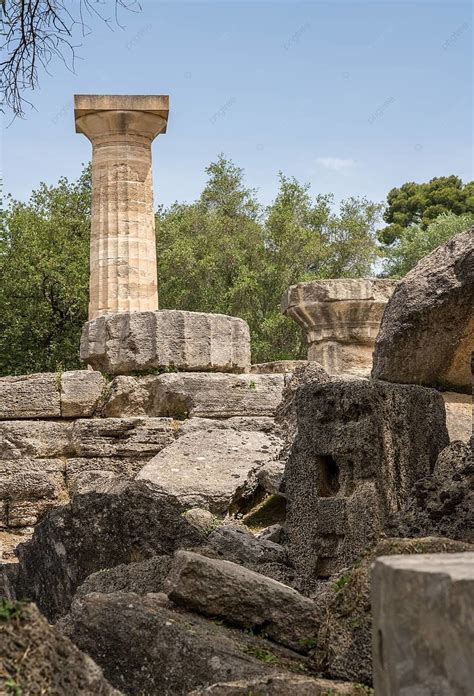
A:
[388, 441, 473, 543]
[257, 524, 284, 544]
[256, 460, 285, 494]
[0, 601, 121, 694]
[189, 675, 364, 695]
[103, 372, 284, 419]
[59, 591, 308, 695]
[182, 508, 221, 535]
[315, 537, 473, 686]
[208, 525, 287, 566]
[285, 379, 450, 586]
[250, 360, 308, 374]
[75, 555, 173, 599]
[371, 551, 474, 695]
[165, 550, 320, 652]
[60, 369, 106, 417]
[15, 478, 204, 621]
[80, 309, 251, 374]
[372, 229, 474, 392]
[442, 391, 472, 443]
[282, 279, 396, 376]
[0, 373, 61, 419]
[0, 458, 66, 528]
[136, 428, 282, 514]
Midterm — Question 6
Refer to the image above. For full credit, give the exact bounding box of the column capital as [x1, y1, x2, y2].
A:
[74, 94, 169, 144]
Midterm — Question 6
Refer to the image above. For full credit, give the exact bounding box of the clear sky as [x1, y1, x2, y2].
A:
[2, 0, 473, 210]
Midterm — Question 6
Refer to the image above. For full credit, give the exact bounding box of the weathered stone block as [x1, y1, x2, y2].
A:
[250, 360, 308, 374]
[60, 370, 106, 417]
[0, 373, 61, 419]
[442, 392, 472, 443]
[0, 421, 73, 459]
[282, 279, 396, 376]
[80, 310, 251, 374]
[285, 379, 450, 585]
[136, 427, 282, 514]
[165, 550, 321, 652]
[70, 417, 176, 458]
[373, 229, 474, 392]
[372, 552, 474, 695]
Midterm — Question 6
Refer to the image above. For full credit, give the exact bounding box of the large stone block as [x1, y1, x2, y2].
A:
[0, 421, 73, 459]
[0, 373, 61, 419]
[102, 372, 284, 418]
[371, 553, 474, 695]
[136, 427, 282, 514]
[285, 379, 449, 586]
[60, 370, 106, 417]
[80, 310, 251, 374]
[282, 279, 396, 376]
[372, 229, 474, 392]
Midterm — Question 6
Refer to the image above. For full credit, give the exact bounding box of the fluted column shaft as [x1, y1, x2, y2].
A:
[74, 95, 169, 320]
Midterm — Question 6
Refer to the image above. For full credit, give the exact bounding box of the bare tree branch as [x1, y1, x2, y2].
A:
[0, 0, 142, 118]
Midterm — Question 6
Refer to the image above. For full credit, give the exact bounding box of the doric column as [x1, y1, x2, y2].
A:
[282, 279, 397, 376]
[74, 95, 169, 320]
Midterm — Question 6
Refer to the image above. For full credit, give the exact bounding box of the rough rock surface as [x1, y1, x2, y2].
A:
[59, 591, 311, 695]
[103, 372, 284, 419]
[250, 360, 309, 374]
[388, 441, 473, 543]
[189, 675, 362, 695]
[0, 601, 121, 695]
[372, 552, 474, 696]
[137, 428, 282, 514]
[0, 373, 61, 419]
[61, 370, 106, 417]
[0, 563, 17, 600]
[314, 537, 473, 685]
[165, 550, 321, 652]
[15, 479, 204, 621]
[80, 310, 251, 374]
[285, 379, 450, 586]
[75, 555, 173, 599]
[372, 229, 474, 392]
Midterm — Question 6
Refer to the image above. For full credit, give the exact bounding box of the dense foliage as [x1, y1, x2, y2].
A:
[1, 158, 471, 375]
[379, 176, 474, 245]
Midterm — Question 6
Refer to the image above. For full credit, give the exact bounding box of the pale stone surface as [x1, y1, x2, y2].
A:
[60, 370, 106, 417]
[0, 373, 61, 419]
[372, 229, 474, 392]
[165, 550, 321, 652]
[372, 552, 474, 696]
[0, 421, 73, 459]
[442, 391, 472, 443]
[136, 428, 282, 514]
[282, 278, 396, 376]
[80, 310, 251, 374]
[75, 94, 169, 320]
[189, 676, 369, 695]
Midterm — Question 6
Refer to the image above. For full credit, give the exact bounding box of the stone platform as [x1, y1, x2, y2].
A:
[80, 310, 251, 374]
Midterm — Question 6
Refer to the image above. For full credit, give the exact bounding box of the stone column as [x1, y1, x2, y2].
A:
[281, 279, 397, 376]
[74, 95, 169, 320]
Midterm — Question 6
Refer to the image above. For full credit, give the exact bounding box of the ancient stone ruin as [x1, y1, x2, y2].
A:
[0, 94, 473, 695]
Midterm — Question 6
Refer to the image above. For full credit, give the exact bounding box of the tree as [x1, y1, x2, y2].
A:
[157, 157, 382, 363]
[0, 166, 91, 375]
[378, 176, 474, 245]
[380, 212, 474, 279]
[0, 0, 141, 117]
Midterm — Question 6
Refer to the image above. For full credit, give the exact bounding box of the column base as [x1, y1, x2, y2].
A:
[80, 310, 251, 375]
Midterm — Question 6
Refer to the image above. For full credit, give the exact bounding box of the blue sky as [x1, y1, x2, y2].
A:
[2, 0, 472, 210]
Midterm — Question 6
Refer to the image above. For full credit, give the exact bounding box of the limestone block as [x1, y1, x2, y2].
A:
[70, 417, 176, 458]
[442, 392, 472, 443]
[165, 550, 321, 652]
[0, 458, 66, 528]
[136, 427, 282, 514]
[250, 360, 308, 374]
[60, 370, 106, 417]
[0, 421, 73, 459]
[285, 379, 449, 587]
[80, 310, 251, 374]
[373, 229, 474, 392]
[0, 373, 61, 419]
[189, 676, 364, 695]
[282, 278, 396, 376]
[372, 553, 474, 695]
[102, 373, 283, 419]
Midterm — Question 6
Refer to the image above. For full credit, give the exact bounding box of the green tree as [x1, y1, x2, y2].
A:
[380, 212, 474, 279]
[379, 176, 474, 245]
[0, 166, 91, 375]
